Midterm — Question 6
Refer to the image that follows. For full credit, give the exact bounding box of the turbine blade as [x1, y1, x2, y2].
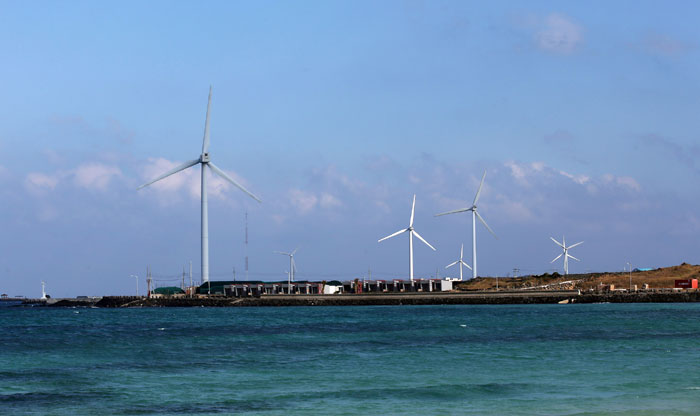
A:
[567, 254, 581, 262]
[568, 241, 584, 249]
[291, 247, 300, 256]
[137, 159, 200, 190]
[550, 237, 564, 248]
[273, 251, 290, 255]
[202, 86, 212, 154]
[473, 170, 487, 205]
[551, 253, 563, 263]
[460, 243, 464, 260]
[413, 230, 436, 251]
[409, 194, 416, 227]
[434, 207, 472, 217]
[475, 211, 497, 238]
[378, 228, 408, 243]
[208, 162, 262, 203]
[460, 260, 472, 270]
[446, 260, 459, 269]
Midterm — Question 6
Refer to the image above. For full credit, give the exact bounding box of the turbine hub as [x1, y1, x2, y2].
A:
[200, 153, 210, 163]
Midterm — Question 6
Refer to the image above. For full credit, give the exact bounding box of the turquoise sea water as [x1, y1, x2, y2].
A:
[1, 304, 699, 415]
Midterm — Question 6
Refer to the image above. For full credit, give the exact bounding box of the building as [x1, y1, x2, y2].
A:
[194, 278, 456, 298]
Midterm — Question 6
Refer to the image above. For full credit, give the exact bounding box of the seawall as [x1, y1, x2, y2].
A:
[11, 290, 700, 308]
[96, 291, 581, 307]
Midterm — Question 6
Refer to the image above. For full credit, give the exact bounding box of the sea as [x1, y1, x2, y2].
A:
[1, 303, 699, 415]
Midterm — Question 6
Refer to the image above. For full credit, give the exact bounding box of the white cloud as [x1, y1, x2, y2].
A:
[25, 172, 59, 192]
[286, 189, 343, 215]
[535, 13, 583, 54]
[504, 161, 640, 196]
[504, 160, 548, 186]
[637, 32, 695, 57]
[558, 170, 590, 185]
[37, 204, 59, 222]
[73, 163, 122, 191]
[26, 162, 124, 195]
[288, 189, 318, 214]
[602, 174, 641, 192]
[319, 193, 342, 209]
[139, 157, 253, 203]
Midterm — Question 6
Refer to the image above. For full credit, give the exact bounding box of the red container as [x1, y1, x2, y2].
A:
[674, 279, 698, 289]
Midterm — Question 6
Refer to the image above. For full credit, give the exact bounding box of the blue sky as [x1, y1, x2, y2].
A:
[1, 1, 699, 297]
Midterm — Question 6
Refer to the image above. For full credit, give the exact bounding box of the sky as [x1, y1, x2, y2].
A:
[1, 1, 699, 297]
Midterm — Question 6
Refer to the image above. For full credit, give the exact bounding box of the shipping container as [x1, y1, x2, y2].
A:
[674, 279, 698, 289]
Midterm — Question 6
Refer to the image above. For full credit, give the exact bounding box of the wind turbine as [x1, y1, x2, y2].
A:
[378, 194, 436, 282]
[550, 236, 583, 275]
[274, 248, 298, 294]
[137, 87, 261, 283]
[435, 170, 496, 279]
[445, 243, 472, 281]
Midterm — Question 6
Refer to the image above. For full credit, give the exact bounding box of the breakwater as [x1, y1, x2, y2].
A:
[96, 290, 579, 307]
[12, 290, 700, 308]
[576, 290, 700, 303]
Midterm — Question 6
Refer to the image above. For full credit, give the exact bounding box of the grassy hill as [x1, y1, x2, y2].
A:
[456, 263, 700, 291]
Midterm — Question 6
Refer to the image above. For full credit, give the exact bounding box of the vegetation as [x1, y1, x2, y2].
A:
[455, 263, 700, 291]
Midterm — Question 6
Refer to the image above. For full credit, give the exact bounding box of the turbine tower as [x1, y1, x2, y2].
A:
[445, 243, 472, 281]
[550, 236, 583, 275]
[378, 194, 436, 282]
[435, 170, 496, 279]
[274, 248, 298, 294]
[138, 87, 261, 283]
[40, 281, 47, 300]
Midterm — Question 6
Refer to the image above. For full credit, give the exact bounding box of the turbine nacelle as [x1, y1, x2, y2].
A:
[200, 153, 210, 163]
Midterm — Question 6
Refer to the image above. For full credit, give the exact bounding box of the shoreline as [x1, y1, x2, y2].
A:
[7, 289, 700, 308]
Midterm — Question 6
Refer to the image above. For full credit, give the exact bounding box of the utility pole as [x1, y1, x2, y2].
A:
[189, 260, 193, 297]
[627, 262, 632, 291]
[245, 210, 249, 281]
[130, 274, 139, 296]
[146, 266, 152, 298]
[181, 267, 185, 290]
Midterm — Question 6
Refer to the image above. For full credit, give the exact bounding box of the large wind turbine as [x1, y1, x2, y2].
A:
[274, 248, 298, 294]
[435, 170, 496, 279]
[378, 194, 436, 282]
[445, 243, 472, 281]
[550, 236, 583, 275]
[138, 87, 261, 283]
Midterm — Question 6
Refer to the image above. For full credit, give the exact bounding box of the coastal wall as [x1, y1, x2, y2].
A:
[95, 291, 580, 307]
[13, 290, 699, 308]
[576, 291, 700, 303]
